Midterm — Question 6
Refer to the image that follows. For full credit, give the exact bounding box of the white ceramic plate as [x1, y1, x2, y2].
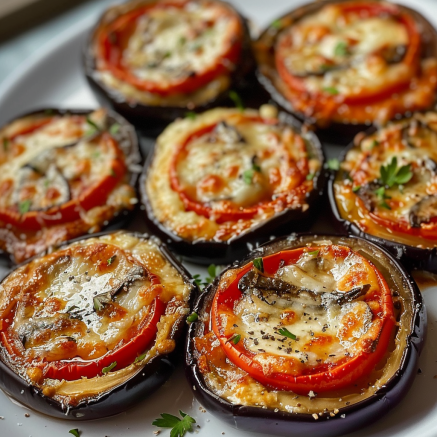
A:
[1, 1, 437, 436]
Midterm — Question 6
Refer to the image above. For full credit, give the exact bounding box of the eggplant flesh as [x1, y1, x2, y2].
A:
[185, 234, 426, 437]
[0, 231, 196, 420]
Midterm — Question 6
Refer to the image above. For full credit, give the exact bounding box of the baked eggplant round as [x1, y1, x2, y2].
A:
[329, 110, 437, 272]
[254, 0, 437, 131]
[140, 105, 325, 265]
[0, 230, 195, 420]
[0, 108, 141, 264]
[186, 234, 425, 437]
[83, 0, 254, 127]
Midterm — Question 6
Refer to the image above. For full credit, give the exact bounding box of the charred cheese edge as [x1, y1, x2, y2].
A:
[93, 0, 241, 106]
[146, 106, 320, 242]
[0, 109, 137, 262]
[335, 111, 437, 248]
[194, 239, 408, 415]
[0, 232, 191, 406]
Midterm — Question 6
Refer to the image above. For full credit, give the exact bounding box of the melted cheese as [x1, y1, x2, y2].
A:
[146, 106, 320, 242]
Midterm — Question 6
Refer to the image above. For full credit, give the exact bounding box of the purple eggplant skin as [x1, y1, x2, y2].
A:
[185, 233, 426, 437]
[139, 111, 327, 265]
[328, 126, 437, 273]
[254, 0, 437, 146]
[0, 230, 199, 420]
[82, 0, 256, 131]
[0, 107, 142, 264]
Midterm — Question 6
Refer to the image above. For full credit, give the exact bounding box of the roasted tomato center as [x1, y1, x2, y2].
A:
[96, 0, 243, 96]
[0, 242, 165, 380]
[211, 244, 394, 393]
[0, 111, 126, 231]
[169, 114, 313, 223]
[335, 112, 437, 246]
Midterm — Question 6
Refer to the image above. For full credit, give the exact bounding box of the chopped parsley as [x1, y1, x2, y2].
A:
[306, 173, 315, 181]
[134, 351, 148, 363]
[270, 19, 282, 29]
[69, 430, 80, 437]
[206, 264, 219, 284]
[334, 41, 349, 57]
[380, 157, 413, 188]
[2, 138, 9, 152]
[253, 257, 264, 273]
[278, 327, 297, 340]
[192, 274, 203, 287]
[107, 255, 116, 266]
[185, 111, 197, 120]
[231, 334, 241, 345]
[93, 296, 105, 312]
[187, 312, 198, 323]
[371, 139, 380, 148]
[243, 163, 261, 184]
[86, 116, 100, 133]
[18, 199, 31, 215]
[229, 90, 245, 112]
[326, 158, 340, 171]
[109, 123, 120, 135]
[323, 87, 339, 95]
[375, 186, 391, 210]
[352, 185, 361, 193]
[102, 361, 117, 374]
[307, 249, 319, 256]
[152, 411, 196, 437]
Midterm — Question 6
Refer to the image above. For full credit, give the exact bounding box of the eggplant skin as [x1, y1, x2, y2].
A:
[0, 230, 198, 421]
[185, 234, 426, 437]
[82, 0, 255, 129]
[254, 0, 437, 144]
[328, 127, 437, 273]
[139, 110, 327, 265]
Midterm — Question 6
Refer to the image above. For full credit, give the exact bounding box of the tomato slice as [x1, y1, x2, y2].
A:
[96, 0, 243, 96]
[211, 245, 394, 393]
[169, 114, 310, 223]
[275, 1, 421, 109]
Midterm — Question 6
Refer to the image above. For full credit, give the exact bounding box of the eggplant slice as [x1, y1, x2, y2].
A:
[186, 234, 425, 437]
[0, 230, 196, 420]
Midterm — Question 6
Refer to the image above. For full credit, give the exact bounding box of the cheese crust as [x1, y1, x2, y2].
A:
[0, 109, 138, 262]
[335, 111, 437, 248]
[145, 107, 321, 243]
[0, 231, 191, 407]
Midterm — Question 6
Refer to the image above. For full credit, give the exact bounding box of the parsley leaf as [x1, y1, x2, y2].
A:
[380, 157, 413, 188]
[375, 186, 392, 210]
[229, 90, 245, 112]
[307, 249, 319, 256]
[18, 199, 31, 215]
[243, 163, 261, 184]
[69, 430, 80, 437]
[185, 111, 197, 120]
[192, 274, 202, 287]
[187, 312, 198, 323]
[134, 351, 148, 363]
[206, 264, 219, 284]
[326, 158, 340, 171]
[231, 334, 241, 345]
[306, 173, 315, 181]
[253, 257, 264, 273]
[153, 410, 196, 437]
[352, 185, 361, 193]
[86, 116, 100, 134]
[334, 41, 349, 57]
[323, 87, 339, 95]
[102, 361, 117, 374]
[278, 327, 297, 340]
[109, 123, 120, 135]
[107, 255, 116, 266]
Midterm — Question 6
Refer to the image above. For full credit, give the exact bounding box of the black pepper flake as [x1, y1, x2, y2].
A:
[69, 276, 74, 281]
[329, 354, 336, 357]
[262, 334, 269, 340]
[286, 348, 292, 354]
[254, 339, 259, 345]
[258, 349, 266, 352]
[248, 331, 254, 335]
[233, 324, 238, 328]
[260, 330, 265, 335]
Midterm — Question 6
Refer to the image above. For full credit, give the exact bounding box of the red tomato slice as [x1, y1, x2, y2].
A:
[211, 246, 395, 393]
[169, 115, 309, 223]
[275, 2, 421, 106]
[96, 0, 243, 96]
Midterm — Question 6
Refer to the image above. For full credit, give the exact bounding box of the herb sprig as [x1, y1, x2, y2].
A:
[152, 410, 196, 437]
[278, 327, 297, 340]
[380, 157, 413, 188]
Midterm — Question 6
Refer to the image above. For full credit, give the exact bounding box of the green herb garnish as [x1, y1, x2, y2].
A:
[375, 186, 392, 210]
[93, 296, 104, 312]
[231, 334, 241, 345]
[102, 361, 117, 374]
[323, 87, 339, 95]
[107, 255, 116, 266]
[109, 123, 120, 135]
[352, 185, 361, 193]
[69, 430, 80, 437]
[243, 169, 255, 184]
[192, 274, 203, 287]
[152, 411, 196, 437]
[229, 90, 244, 112]
[307, 249, 319, 256]
[253, 257, 264, 273]
[110, 168, 117, 177]
[18, 199, 31, 215]
[270, 19, 282, 29]
[134, 351, 148, 363]
[179, 36, 187, 46]
[306, 173, 315, 181]
[380, 157, 413, 188]
[334, 41, 349, 57]
[371, 140, 380, 148]
[205, 264, 219, 284]
[326, 158, 340, 171]
[2, 138, 9, 152]
[187, 312, 198, 323]
[185, 111, 197, 120]
[278, 327, 297, 340]
[86, 116, 100, 133]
